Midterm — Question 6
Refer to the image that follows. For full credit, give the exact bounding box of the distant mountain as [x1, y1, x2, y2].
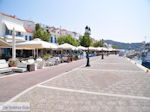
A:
[104, 40, 144, 50]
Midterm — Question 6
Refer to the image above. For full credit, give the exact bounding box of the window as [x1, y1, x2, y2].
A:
[29, 36, 32, 40]
[25, 36, 28, 40]
[50, 36, 53, 43]
[16, 32, 21, 36]
[9, 30, 12, 35]
[5, 26, 9, 35]
[54, 37, 56, 43]
[18, 32, 21, 36]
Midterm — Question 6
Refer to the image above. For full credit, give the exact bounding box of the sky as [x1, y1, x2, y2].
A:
[0, 0, 150, 43]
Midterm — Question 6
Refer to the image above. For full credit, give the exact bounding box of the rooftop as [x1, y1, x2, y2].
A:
[0, 12, 34, 23]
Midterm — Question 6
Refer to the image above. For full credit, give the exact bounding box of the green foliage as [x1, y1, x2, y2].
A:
[79, 32, 92, 47]
[112, 45, 118, 49]
[35, 23, 41, 31]
[72, 55, 78, 60]
[57, 35, 79, 46]
[34, 28, 50, 42]
[9, 60, 17, 66]
[43, 54, 52, 60]
[8, 58, 18, 67]
[93, 40, 104, 47]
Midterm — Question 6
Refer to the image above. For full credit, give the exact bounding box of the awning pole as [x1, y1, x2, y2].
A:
[37, 49, 38, 58]
[34, 49, 36, 58]
[12, 28, 16, 60]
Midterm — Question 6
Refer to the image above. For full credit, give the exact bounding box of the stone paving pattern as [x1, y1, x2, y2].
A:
[13, 55, 150, 112]
[0, 56, 99, 102]
[16, 87, 150, 112]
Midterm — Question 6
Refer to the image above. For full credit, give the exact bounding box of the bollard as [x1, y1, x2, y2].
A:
[101, 53, 104, 59]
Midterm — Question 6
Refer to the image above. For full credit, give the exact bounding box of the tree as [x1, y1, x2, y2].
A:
[79, 32, 92, 47]
[57, 35, 79, 46]
[34, 24, 50, 42]
[35, 23, 41, 31]
[112, 45, 118, 49]
[93, 40, 104, 47]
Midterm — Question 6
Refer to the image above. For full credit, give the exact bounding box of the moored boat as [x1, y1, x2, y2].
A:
[141, 43, 150, 69]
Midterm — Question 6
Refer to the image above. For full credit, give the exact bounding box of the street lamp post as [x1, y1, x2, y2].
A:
[86, 47, 90, 66]
[101, 39, 104, 60]
[85, 26, 91, 67]
[101, 49, 104, 59]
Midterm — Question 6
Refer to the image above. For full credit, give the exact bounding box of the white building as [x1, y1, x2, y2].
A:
[0, 12, 35, 42]
[0, 12, 35, 58]
[23, 20, 35, 41]
[67, 31, 81, 39]
[45, 26, 81, 43]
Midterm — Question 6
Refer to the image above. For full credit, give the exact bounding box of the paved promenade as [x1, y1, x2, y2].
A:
[2, 55, 150, 112]
[0, 56, 98, 102]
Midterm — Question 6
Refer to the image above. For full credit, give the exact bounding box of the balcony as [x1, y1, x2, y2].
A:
[5, 30, 23, 37]
[4, 34, 25, 42]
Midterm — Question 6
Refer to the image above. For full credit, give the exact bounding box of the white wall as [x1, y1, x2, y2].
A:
[0, 14, 35, 42]
[0, 14, 3, 36]
[0, 14, 6, 37]
[23, 32, 33, 41]
[23, 21, 35, 41]
[23, 21, 35, 32]
[0, 14, 25, 37]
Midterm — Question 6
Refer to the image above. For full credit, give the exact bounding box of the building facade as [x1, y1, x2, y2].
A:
[0, 12, 35, 58]
[44, 26, 81, 43]
[22, 20, 35, 41]
[0, 12, 35, 42]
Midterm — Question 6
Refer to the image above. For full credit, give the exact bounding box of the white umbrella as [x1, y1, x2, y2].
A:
[96, 47, 103, 51]
[107, 48, 113, 51]
[89, 47, 97, 51]
[16, 38, 58, 58]
[102, 47, 109, 51]
[16, 38, 58, 49]
[77, 46, 87, 50]
[58, 43, 76, 50]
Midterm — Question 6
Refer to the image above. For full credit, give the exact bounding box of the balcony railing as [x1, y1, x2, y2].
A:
[4, 34, 24, 37]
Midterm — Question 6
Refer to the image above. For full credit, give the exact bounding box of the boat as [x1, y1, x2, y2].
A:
[141, 43, 150, 69]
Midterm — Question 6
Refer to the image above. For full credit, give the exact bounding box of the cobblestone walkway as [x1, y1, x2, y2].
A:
[11, 55, 150, 112]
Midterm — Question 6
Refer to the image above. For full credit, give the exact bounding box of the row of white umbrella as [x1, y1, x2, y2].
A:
[16, 38, 117, 51]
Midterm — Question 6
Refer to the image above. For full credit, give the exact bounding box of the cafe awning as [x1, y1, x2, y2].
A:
[4, 21, 26, 32]
[0, 38, 10, 47]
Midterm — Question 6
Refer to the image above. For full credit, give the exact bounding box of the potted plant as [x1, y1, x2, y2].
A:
[9, 59, 17, 67]
[43, 54, 52, 60]
[72, 55, 78, 61]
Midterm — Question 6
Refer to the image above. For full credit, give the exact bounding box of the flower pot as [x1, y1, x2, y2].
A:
[9, 65, 16, 67]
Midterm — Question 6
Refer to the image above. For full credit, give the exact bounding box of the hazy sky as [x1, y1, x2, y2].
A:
[0, 0, 150, 43]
